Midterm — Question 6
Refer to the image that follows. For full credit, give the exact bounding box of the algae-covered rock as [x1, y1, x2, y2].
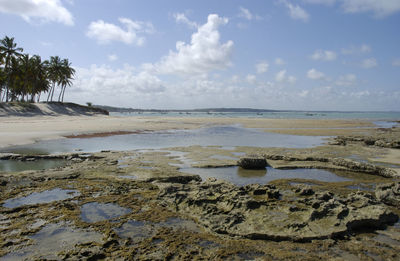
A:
[375, 182, 400, 207]
[159, 179, 398, 242]
[238, 155, 267, 169]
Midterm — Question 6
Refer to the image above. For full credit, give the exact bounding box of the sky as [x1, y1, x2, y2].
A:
[1, 0, 400, 111]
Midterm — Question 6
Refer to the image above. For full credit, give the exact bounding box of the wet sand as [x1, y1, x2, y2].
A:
[0, 115, 376, 148]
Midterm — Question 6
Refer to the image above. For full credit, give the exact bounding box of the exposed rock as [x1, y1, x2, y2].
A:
[158, 179, 398, 242]
[238, 155, 267, 169]
[331, 158, 397, 178]
[293, 184, 314, 196]
[375, 182, 400, 207]
[330, 133, 400, 149]
[147, 174, 202, 184]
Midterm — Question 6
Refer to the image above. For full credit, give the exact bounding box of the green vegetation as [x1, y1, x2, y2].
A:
[0, 36, 75, 103]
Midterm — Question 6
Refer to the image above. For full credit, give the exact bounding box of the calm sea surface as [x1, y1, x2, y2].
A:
[111, 111, 400, 120]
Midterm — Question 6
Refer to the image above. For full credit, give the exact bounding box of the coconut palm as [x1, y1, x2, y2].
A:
[0, 36, 23, 102]
[29, 55, 50, 102]
[58, 58, 75, 102]
[46, 56, 64, 102]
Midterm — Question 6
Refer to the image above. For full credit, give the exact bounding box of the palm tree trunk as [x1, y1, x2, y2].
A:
[61, 86, 66, 102]
[47, 83, 54, 102]
[58, 86, 63, 102]
[5, 86, 9, 102]
[50, 84, 55, 102]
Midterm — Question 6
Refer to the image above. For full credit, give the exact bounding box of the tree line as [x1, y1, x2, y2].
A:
[0, 36, 75, 103]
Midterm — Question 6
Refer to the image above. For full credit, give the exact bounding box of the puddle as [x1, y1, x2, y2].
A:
[373, 121, 399, 128]
[29, 219, 47, 230]
[347, 155, 369, 164]
[0, 159, 67, 172]
[289, 181, 317, 187]
[138, 166, 154, 170]
[232, 152, 246, 157]
[80, 202, 131, 223]
[1, 125, 327, 154]
[115, 217, 200, 243]
[346, 183, 374, 191]
[236, 252, 265, 260]
[119, 175, 138, 180]
[180, 167, 351, 186]
[114, 220, 154, 242]
[1, 223, 102, 260]
[162, 150, 198, 168]
[3, 188, 80, 208]
[159, 217, 201, 232]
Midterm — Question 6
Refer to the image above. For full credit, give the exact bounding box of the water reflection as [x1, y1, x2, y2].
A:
[0, 125, 327, 155]
[3, 188, 80, 208]
[180, 166, 351, 186]
[0, 159, 67, 172]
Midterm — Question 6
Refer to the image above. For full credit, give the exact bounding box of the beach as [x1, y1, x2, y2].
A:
[0, 113, 378, 148]
[1, 109, 400, 260]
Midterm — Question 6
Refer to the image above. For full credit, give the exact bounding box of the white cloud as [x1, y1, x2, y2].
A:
[341, 44, 371, 54]
[304, 0, 400, 17]
[246, 74, 257, 84]
[239, 7, 253, 20]
[276, 70, 296, 84]
[87, 18, 154, 45]
[72, 65, 165, 95]
[276, 70, 287, 82]
[0, 0, 74, 25]
[336, 73, 357, 86]
[392, 58, 400, 67]
[275, 58, 286, 65]
[255, 61, 269, 74]
[238, 6, 263, 20]
[173, 13, 198, 28]
[281, 0, 310, 22]
[311, 50, 337, 61]
[153, 14, 233, 76]
[108, 54, 118, 62]
[307, 68, 325, 80]
[303, 0, 336, 5]
[361, 57, 377, 68]
[341, 0, 400, 17]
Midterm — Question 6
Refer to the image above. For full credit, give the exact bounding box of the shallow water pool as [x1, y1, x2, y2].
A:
[80, 202, 131, 223]
[180, 166, 351, 186]
[0, 125, 327, 154]
[0, 159, 67, 172]
[3, 188, 80, 208]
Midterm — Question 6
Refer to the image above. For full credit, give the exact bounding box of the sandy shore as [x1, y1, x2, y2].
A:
[0, 114, 376, 148]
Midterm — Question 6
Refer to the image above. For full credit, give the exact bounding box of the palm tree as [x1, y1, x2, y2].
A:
[0, 36, 23, 102]
[46, 56, 63, 102]
[29, 55, 50, 102]
[0, 67, 6, 101]
[58, 58, 75, 102]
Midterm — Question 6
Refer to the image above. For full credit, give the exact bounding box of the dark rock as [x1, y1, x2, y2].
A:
[147, 174, 202, 184]
[0, 178, 8, 186]
[238, 155, 267, 169]
[294, 184, 314, 196]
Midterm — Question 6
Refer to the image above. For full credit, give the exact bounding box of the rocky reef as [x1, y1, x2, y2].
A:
[376, 182, 400, 207]
[159, 178, 398, 242]
[1, 137, 400, 259]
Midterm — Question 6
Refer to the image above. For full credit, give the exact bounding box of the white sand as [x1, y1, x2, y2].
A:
[0, 113, 374, 148]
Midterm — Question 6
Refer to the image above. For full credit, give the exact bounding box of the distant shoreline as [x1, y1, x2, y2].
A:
[93, 104, 400, 114]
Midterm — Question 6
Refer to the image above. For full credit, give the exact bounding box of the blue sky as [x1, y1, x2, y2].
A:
[1, 0, 400, 110]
